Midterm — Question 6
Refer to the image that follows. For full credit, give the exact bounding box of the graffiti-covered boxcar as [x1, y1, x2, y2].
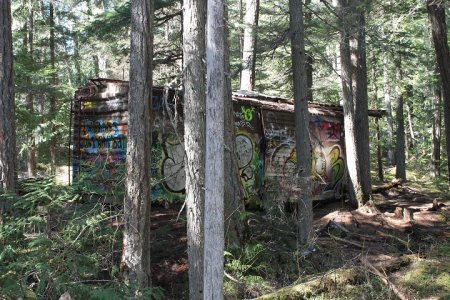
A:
[72, 79, 356, 203]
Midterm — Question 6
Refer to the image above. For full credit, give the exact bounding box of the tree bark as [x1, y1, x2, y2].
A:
[0, 0, 17, 195]
[427, 0, 450, 182]
[204, 0, 226, 296]
[182, 0, 207, 295]
[240, 0, 259, 91]
[431, 78, 441, 178]
[289, 0, 313, 245]
[405, 99, 415, 150]
[305, 0, 313, 102]
[224, 6, 245, 250]
[122, 0, 153, 292]
[25, 0, 37, 178]
[49, 0, 57, 174]
[337, 0, 367, 207]
[371, 53, 383, 181]
[381, 24, 395, 165]
[349, 0, 371, 201]
[394, 57, 406, 181]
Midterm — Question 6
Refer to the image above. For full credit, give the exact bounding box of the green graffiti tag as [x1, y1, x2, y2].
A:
[329, 146, 344, 189]
[241, 106, 255, 122]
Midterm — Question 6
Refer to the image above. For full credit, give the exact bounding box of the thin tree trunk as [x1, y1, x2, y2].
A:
[240, 0, 259, 91]
[431, 79, 442, 178]
[0, 0, 17, 196]
[337, 0, 365, 207]
[376, 118, 384, 181]
[371, 53, 383, 182]
[122, 0, 153, 292]
[204, 0, 226, 295]
[427, 0, 450, 182]
[237, 0, 244, 62]
[74, 33, 82, 85]
[97, 51, 108, 77]
[289, 0, 313, 245]
[224, 6, 245, 250]
[49, 0, 57, 174]
[405, 99, 415, 150]
[381, 24, 394, 165]
[394, 57, 406, 181]
[25, 0, 36, 177]
[350, 0, 371, 201]
[306, 55, 313, 102]
[182, 0, 207, 295]
[305, 0, 313, 102]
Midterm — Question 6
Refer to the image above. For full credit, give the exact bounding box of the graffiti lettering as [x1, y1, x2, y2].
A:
[328, 146, 344, 189]
[236, 134, 253, 168]
[241, 106, 255, 122]
[234, 111, 254, 130]
[324, 122, 341, 141]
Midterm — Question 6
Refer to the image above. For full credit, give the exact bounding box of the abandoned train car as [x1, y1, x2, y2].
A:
[71, 78, 375, 203]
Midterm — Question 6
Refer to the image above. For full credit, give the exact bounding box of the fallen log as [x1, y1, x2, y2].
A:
[328, 232, 365, 249]
[372, 178, 402, 193]
[360, 257, 409, 300]
[375, 230, 410, 249]
[253, 268, 365, 300]
[254, 256, 412, 300]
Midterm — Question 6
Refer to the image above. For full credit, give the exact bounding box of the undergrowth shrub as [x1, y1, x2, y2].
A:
[0, 177, 164, 299]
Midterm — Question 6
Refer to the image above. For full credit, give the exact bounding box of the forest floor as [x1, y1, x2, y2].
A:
[149, 182, 450, 300]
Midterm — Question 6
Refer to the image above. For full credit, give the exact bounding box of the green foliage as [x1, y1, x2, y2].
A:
[80, 1, 131, 42]
[225, 243, 272, 296]
[0, 178, 161, 299]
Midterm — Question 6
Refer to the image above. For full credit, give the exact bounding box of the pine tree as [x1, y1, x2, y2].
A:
[289, 0, 313, 245]
[0, 0, 17, 195]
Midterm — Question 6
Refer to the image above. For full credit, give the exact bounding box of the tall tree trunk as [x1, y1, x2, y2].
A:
[371, 54, 383, 181]
[349, 0, 371, 200]
[74, 33, 82, 85]
[381, 23, 394, 165]
[49, 0, 57, 174]
[427, 0, 450, 182]
[237, 0, 244, 62]
[97, 50, 108, 77]
[337, 0, 366, 207]
[240, 0, 259, 91]
[376, 118, 384, 181]
[122, 0, 153, 292]
[183, 0, 206, 295]
[394, 57, 406, 181]
[25, 0, 37, 178]
[289, 0, 313, 245]
[204, 0, 226, 295]
[224, 6, 245, 250]
[306, 55, 313, 102]
[405, 99, 415, 150]
[431, 79, 442, 178]
[305, 0, 313, 102]
[0, 0, 17, 196]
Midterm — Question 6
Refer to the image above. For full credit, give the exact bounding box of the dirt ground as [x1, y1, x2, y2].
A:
[149, 184, 450, 299]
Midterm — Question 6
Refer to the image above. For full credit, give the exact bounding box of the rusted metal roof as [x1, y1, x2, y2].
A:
[75, 79, 385, 118]
[233, 90, 386, 118]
